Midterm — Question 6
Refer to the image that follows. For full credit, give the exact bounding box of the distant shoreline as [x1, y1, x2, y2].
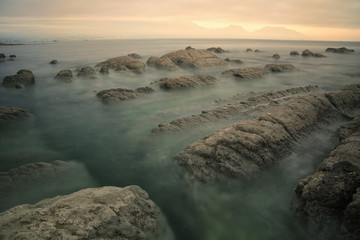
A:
[0, 43, 24, 46]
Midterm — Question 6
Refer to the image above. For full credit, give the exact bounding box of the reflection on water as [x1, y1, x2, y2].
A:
[0, 39, 359, 239]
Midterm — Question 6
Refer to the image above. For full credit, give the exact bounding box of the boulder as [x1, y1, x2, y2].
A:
[207, 47, 227, 53]
[96, 87, 154, 103]
[185, 46, 195, 50]
[225, 58, 243, 64]
[325, 47, 355, 54]
[246, 48, 253, 52]
[76, 67, 96, 79]
[55, 69, 73, 82]
[127, 53, 142, 59]
[290, 51, 300, 56]
[174, 84, 360, 182]
[272, 53, 280, 59]
[265, 64, 295, 72]
[49, 59, 58, 64]
[2, 69, 35, 88]
[152, 75, 218, 90]
[146, 56, 182, 71]
[9, 54, 16, 58]
[0, 185, 168, 240]
[95, 56, 145, 74]
[0, 53, 5, 58]
[221, 67, 270, 79]
[0, 107, 32, 126]
[292, 116, 360, 240]
[302, 49, 326, 57]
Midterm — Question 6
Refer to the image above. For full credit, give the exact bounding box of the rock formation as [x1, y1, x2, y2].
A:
[0, 107, 32, 126]
[246, 49, 253, 52]
[0, 185, 168, 240]
[225, 58, 243, 64]
[99, 66, 109, 74]
[9, 55, 16, 58]
[325, 47, 355, 54]
[152, 75, 218, 90]
[221, 67, 270, 79]
[174, 84, 360, 182]
[290, 51, 300, 56]
[302, 49, 326, 58]
[207, 47, 227, 53]
[96, 56, 146, 74]
[292, 116, 360, 240]
[265, 64, 296, 73]
[2, 70, 35, 88]
[55, 69, 73, 82]
[49, 60, 58, 64]
[97, 87, 154, 103]
[76, 67, 97, 79]
[272, 54, 280, 59]
[127, 53, 142, 59]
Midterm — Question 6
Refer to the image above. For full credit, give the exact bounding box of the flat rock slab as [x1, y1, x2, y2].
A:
[96, 56, 146, 74]
[152, 75, 218, 90]
[0, 185, 167, 240]
[2, 70, 35, 88]
[0, 107, 32, 126]
[97, 87, 154, 103]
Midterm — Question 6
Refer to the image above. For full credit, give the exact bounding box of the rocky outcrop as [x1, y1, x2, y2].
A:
[2, 70, 35, 88]
[0, 185, 168, 240]
[97, 87, 154, 103]
[302, 49, 326, 58]
[207, 47, 227, 53]
[221, 67, 270, 79]
[151, 86, 319, 135]
[290, 51, 300, 56]
[128, 53, 142, 59]
[146, 48, 228, 71]
[0, 107, 32, 126]
[174, 84, 360, 182]
[96, 56, 146, 74]
[325, 47, 355, 54]
[49, 59, 58, 64]
[272, 54, 280, 59]
[76, 67, 96, 79]
[55, 69, 73, 82]
[292, 116, 360, 240]
[265, 64, 296, 73]
[152, 75, 218, 90]
[225, 58, 243, 64]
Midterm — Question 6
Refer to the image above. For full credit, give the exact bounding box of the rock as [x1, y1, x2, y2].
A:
[325, 47, 355, 54]
[0, 185, 168, 240]
[290, 51, 300, 56]
[246, 48, 253, 52]
[77, 67, 97, 79]
[128, 53, 142, 59]
[272, 54, 280, 59]
[96, 56, 145, 74]
[96, 87, 154, 103]
[2, 69, 35, 88]
[9, 54, 16, 58]
[221, 67, 270, 79]
[99, 66, 109, 74]
[225, 58, 243, 64]
[292, 116, 360, 240]
[146, 49, 228, 71]
[185, 46, 195, 50]
[302, 49, 326, 57]
[15, 84, 24, 89]
[152, 75, 218, 90]
[265, 64, 295, 72]
[0, 107, 32, 126]
[49, 59, 58, 64]
[0, 53, 5, 58]
[255, 49, 261, 53]
[55, 69, 73, 82]
[174, 84, 360, 182]
[151, 86, 320, 135]
[207, 47, 227, 53]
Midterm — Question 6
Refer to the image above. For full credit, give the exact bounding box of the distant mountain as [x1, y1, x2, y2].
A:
[252, 26, 305, 40]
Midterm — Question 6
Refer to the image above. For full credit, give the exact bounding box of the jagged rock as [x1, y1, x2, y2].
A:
[96, 87, 154, 103]
[96, 56, 145, 74]
[77, 67, 97, 79]
[246, 49, 253, 52]
[265, 64, 295, 73]
[221, 67, 270, 79]
[0, 185, 168, 240]
[55, 69, 73, 82]
[127, 53, 142, 59]
[292, 116, 360, 240]
[290, 51, 300, 56]
[0, 107, 32, 126]
[272, 54, 280, 59]
[146, 49, 228, 71]
[174, 84, 360, 182]
[151, 86, 319, 135]
[99, 66, 109, 74]
[49, 59, 58, 64]
[302, 49, 326, 57]
[207, 47, 227, 53]
[9, 55, 16, 58]
[225, 58, 243, 64]
[0, 53, 5, 58]
[2, 69, 35, 88]
[325, 47, 355, 54]
[152, 75, 217, 90]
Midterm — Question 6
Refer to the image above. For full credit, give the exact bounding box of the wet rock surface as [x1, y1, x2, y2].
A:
[2, 70, 35, 88]
[302, 49, 326, 58]
[0, 107, 32, 126]
[152, 75, 218, 90]
[76, 67, 97, 78]
[325, 47, 355, 54]
[0, 185, 167, 240]
[55, 69, 73, 82]
[292, 116, 360, 240]
[174, 84, 360, 182]
[96, 56, 146, 74]
[97, 87, 154, 103]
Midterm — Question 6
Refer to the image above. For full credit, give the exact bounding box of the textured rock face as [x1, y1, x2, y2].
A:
[207, 47, 227, 53]
[0, 185, 167, 240]
[96, 56, 146, 74]
[174, 84, 360, 182]
[97, 87, 154, 103]
[77, 67, 97, 78]
[265, 64, 296, 73]
[302, 49, 326, 58]
[55, 69, 73, 82]
[151, 85, 320, 135]
[2, 70, 35, 88]
[325, 47, 355, 54]
[292, 116, 360, 240]
[153, 75, 218, 90]
[0, 107, 32, 126]
[290, 51, 300, 56]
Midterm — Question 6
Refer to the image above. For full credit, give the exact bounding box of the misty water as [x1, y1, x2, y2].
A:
[1, 39, 360, 239]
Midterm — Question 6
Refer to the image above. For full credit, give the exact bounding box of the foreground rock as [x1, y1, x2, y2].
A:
[0, 107, 32, 126]
[292, 117, 360, 240]
[2, 70, 35, 88]
[325, 47, 355, 54]
[207, 47, 227, 53]
[152, 75, 217, 90]
[151, 86, 319, 135]
[146, 48, 228, 71]
[302, 49, 326, 57]
[97, 87, 154, 103]
[96, 56, 146, 74]
[174, 84, 360, 182]
[0, 185, 169, 240]
[55, 69, 73, 82]
[76, 67, 96, 79]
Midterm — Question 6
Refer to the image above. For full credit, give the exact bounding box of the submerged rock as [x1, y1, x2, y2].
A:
[55, 69, 73, 82]
[272, 54, 280, 59]
[207, 47, 227, 53]
[221, 67, 270, 79]
[96, 56, 146, 74]
[225, 58, 243, 64]
[127, 53, 142, 59]
[292, 116, 360, 240]
[2, 69, 35, 88]
[153, 75, 218, 90]
[0, 185, 168, 240]
[290, 51, 300, 56]
[0, 107, 32, 126]
[174, 84, 360, 182]
[325, 47, 355, 54]
[265, 64, 296, 72]
[49, 59, 58, 64]
[77, 66, 97, 79]
[302, 49, 326, 58]
[97, 87, 154, 103]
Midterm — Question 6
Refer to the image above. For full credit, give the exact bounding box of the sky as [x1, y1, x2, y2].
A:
[0, 0, 359, 41]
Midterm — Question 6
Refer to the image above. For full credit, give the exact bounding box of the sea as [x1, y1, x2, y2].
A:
[0, 38, 360, 240]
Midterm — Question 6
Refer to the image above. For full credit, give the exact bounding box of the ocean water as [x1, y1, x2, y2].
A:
[0, 39, 360, 239]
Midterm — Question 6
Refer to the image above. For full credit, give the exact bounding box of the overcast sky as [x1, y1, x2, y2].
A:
[0, 0, 359, 40]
